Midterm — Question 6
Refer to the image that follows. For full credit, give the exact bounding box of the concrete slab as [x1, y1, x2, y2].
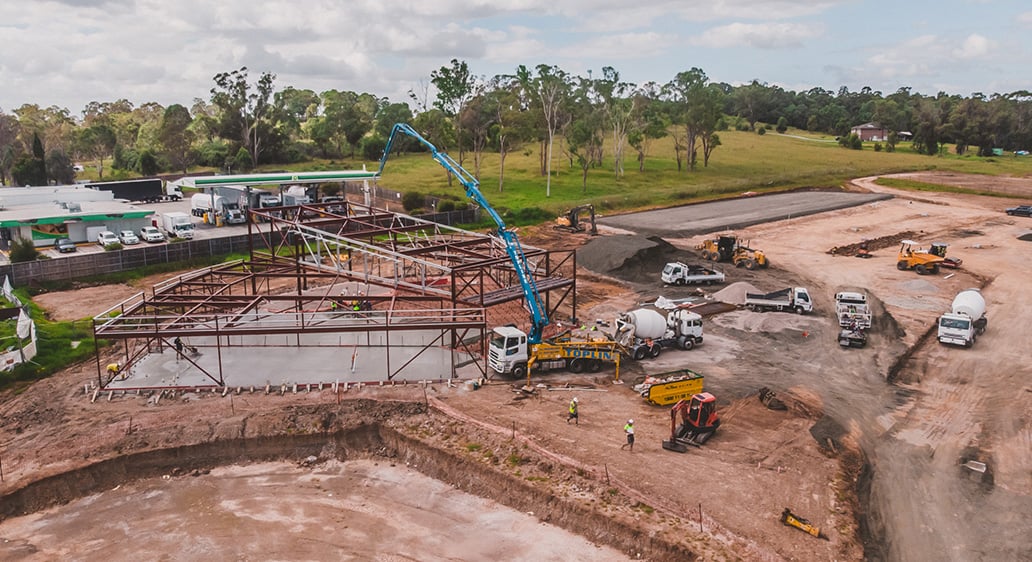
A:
[109, 326, 479, 389]
[598, 191, 891, 236]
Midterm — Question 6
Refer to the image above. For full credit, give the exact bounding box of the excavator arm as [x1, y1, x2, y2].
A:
[378, 123, 550, 343]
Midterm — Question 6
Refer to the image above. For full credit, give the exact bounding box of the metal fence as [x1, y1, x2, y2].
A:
[0, 235, 255, 286]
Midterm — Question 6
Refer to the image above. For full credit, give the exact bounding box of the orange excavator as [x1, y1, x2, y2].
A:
[661, 393, 721, 453]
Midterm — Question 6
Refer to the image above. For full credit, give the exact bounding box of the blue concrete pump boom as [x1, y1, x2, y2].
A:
[378, 123, 550, 343]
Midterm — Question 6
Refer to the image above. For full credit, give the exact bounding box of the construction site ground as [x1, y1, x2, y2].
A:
[2, 171, 1031, 561]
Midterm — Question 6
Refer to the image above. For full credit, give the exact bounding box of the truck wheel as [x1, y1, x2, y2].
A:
[649, 344, 662, 358]
[794, 306, 804, 314]
[633, 347, 647, 361]
[931, 264, 940, 274]
[587, 360, 602, 373]
[897, 260, 909, 271]
[674, 278, 685, 286]
[511, 364, 527, 379]
[916, 264, 928, 275]
[744, 259, 757, 270]
[568, 359, 585, 373]
[682, 338, 695, 351]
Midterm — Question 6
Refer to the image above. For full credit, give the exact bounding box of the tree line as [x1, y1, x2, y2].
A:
[1, 61, 1030, 191]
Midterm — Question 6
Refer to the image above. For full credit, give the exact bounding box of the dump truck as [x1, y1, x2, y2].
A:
[614, 308, 704, 358]
[937, 289, 987, 347]
[160, 211, 195, 239]
[633, 369, 706, 406]
[488, 325, 623, 379]
[661, 262, 725, 286]
[834, 291, 872, 328]
[745, 287, 813, 314]
[896, 239, 944, 275]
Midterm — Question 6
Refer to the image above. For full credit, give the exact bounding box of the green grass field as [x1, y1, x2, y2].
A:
[269, 128, 1032, 221]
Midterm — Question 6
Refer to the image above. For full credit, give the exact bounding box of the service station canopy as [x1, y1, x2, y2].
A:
[168, 169, 380, 190]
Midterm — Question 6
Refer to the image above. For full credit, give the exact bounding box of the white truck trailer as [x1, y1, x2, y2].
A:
[937, 289, 987, 347]
[745, 287, 813, 314]
[160, 211, 195, 239]
[835, 291, 872, 328]
[614, 307, 704, 359]
[661, 262, 726, 286]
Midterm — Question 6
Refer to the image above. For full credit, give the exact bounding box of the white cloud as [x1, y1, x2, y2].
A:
[691, 22, 824, 49]
[952, 34, 995, 60]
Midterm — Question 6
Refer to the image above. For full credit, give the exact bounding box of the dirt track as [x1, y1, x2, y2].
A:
[2, 171, 1031, 561]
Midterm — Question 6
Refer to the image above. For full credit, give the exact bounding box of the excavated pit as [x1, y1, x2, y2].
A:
[0, 404, 694, 561]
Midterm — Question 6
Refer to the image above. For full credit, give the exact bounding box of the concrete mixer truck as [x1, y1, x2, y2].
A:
[937, 289, 987, 347]
[614, 308, 704, 360]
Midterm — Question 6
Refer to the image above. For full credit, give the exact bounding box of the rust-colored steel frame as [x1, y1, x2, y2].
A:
[92, 202, 576, 389]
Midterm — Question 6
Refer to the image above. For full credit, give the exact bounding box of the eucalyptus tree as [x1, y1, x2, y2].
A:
[595, 66, 634, 178]
[627, 81, 668, 172]
[459, 93, 496, 179]
[210, 67, 277, 166]
[487, 74, 533, 192]
[665, 68, 713, 171]
[519, 64, 571, 197]
[158, 104, 196, 173]
[566, 76, 606, 193]
[431, 59, 478, 166]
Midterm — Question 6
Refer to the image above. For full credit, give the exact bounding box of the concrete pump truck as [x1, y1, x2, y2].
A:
[378, 124, 624, 382]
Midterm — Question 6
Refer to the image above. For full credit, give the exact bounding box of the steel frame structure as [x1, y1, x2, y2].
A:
[93, 201, 577, 389]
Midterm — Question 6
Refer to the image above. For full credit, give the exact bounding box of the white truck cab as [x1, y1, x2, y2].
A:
[488, 326, 529, 376]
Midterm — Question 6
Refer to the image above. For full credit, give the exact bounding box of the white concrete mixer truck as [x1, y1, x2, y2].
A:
[937, 289, 987, 347]
[614, 308, 704, 360]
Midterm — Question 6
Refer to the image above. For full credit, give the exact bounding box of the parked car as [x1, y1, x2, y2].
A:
[54, 237, 77, 253]
[139, 226, 165, 243]
[118, 230, 140, 245]
[97, 231, 120, 247]
[1004, 205, 1032, 217]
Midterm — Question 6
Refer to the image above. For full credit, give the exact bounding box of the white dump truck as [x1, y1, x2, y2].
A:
[835, 291, 872, 328]
[160, 211, 195, 239]
[614, 307, 704, 359]
[937, 289, 987, 347]
[745, 287, 813, 314]
[661, 262, 726, 286]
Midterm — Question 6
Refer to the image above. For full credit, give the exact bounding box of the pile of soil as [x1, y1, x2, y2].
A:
[577, 235, 680, 282]
[711, 281, 763, 305]
[827, 231, 918, 256]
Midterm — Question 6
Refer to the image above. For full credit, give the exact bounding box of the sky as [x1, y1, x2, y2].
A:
[1, 0, 1030, 116]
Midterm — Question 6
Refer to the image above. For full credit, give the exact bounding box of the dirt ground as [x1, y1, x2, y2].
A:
[0, 459, 631, 561]
[3, 171, 1031, 561]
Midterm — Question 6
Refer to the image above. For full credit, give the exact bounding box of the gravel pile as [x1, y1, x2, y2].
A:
[577, 235, 681, 282]
[711, 281, 763, 305]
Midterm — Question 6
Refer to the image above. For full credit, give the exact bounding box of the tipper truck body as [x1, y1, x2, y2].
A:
[745, 287, 813, 314]
[661, 262, 725, 285]
[938, 289, 987, 347]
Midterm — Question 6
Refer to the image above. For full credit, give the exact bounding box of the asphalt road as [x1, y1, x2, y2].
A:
[598, 191, 891, 237]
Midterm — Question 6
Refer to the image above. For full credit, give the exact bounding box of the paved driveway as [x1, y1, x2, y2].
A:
[598, 191, 891, 236]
